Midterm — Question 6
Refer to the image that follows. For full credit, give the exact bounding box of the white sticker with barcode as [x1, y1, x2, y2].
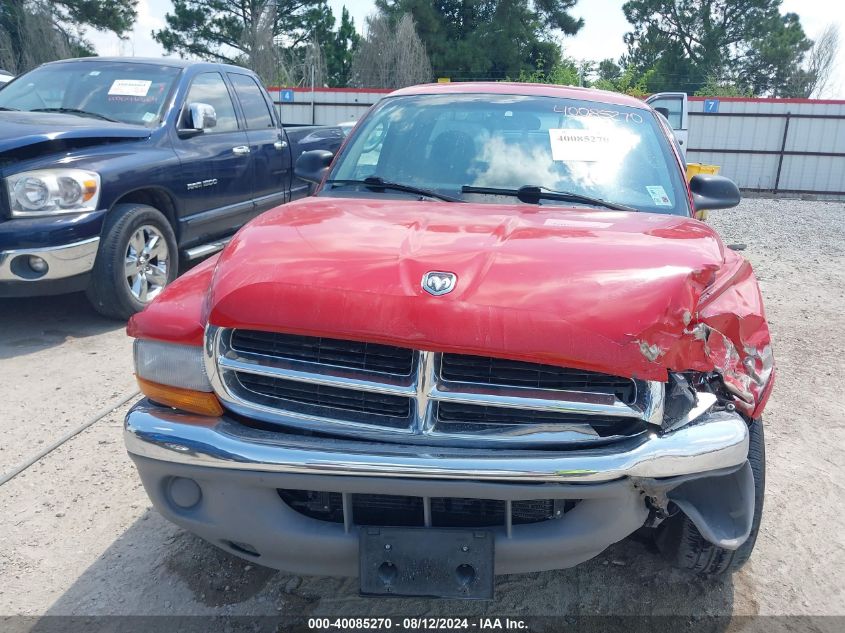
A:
[108, 79, 152, 97]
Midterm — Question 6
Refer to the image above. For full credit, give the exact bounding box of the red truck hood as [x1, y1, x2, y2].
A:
[206, 197, 728, 381]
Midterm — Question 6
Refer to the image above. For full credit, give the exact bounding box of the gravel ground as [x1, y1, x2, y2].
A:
[0, 198, 843, 622]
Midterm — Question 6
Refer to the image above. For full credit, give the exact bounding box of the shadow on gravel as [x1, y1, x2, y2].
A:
[0, 293, 122, 360]
[42, 511, 740, 626]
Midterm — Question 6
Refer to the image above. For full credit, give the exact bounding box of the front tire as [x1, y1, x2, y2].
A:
[655, 419, 765, 576]
[86, 203, 178, 320]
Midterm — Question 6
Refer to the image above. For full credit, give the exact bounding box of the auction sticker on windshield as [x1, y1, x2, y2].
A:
[549, 128, 613, 162]
[646, 185, 672, 206]
[108, 79, 152, 97]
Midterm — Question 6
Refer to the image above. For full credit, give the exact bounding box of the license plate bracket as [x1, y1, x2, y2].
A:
[359, 527, 494, 599]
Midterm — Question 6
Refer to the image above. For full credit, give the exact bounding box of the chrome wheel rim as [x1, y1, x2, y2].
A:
[125, 225, 169, 303]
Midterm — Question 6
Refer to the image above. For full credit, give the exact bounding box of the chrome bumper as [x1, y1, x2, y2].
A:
[0, 237, 99, 282]
[124, 401, 749, 483]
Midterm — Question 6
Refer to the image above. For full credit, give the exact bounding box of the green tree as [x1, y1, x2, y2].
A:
[375, 0, 583, 81]
[621, 0, 812, 96]
[514, 57, 579, 85]
[693, 76, 752, 97]
[592, 64, 654, 97]
[153, 0, 357, 85]
[0, 0, 137, 73]
[318, 6, 359, 86]
[596, 58, 622, 83]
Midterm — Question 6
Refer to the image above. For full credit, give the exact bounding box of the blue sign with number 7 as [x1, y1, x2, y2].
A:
[704, 98, 720, 113]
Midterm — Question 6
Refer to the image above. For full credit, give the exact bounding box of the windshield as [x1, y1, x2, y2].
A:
[0, 61, 181, 127]
[325, 93, 690, 215]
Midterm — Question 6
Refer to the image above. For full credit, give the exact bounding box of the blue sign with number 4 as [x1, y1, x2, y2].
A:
[280, 89, 295, 102]
[704, 98, 720, 113]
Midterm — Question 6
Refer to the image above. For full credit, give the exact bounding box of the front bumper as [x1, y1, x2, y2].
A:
[125, 401, 751, 575]
[0, 236, 99, 286]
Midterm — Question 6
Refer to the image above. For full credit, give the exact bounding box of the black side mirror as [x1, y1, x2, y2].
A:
[689, 174, 741, 212]
[295, 150, 334, 185]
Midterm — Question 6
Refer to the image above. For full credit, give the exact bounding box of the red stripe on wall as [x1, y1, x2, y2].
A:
[267, 86, 393, 94]
[689, 96, 845, 105]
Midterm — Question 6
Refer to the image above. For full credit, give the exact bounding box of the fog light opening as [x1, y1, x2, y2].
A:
[9, 254, 49, 279]
[167, 476, 202, 509]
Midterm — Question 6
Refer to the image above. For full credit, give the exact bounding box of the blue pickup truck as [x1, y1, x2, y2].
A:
[0, 57, 343, 318]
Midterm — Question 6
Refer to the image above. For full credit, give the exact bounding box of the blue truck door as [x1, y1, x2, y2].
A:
[227, 72, 290, 212]
[172, 71, 255, 245]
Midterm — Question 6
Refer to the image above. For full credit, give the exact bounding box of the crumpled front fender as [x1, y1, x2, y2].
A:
[636, 250, 774, 418]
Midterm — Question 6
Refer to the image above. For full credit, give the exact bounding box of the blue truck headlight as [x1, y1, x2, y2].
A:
[6, 168, 101, 217]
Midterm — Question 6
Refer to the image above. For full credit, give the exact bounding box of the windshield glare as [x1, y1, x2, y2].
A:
[327, 94, 689, 215]
[0, 61, 181, 127]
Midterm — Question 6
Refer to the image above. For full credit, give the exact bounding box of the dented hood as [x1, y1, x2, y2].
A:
[0, 111, 150, 156]
[207, 197, 732, 381]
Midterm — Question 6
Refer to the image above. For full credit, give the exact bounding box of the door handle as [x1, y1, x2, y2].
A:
[274, 139, 288, 150]
[232, 145, 251, 155]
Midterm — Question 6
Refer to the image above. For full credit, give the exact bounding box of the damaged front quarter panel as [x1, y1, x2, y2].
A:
[636, 250, 774, 419]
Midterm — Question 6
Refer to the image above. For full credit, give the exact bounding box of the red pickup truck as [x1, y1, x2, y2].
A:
[124, 83, 773, 599]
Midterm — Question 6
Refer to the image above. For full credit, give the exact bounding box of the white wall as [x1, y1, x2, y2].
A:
[267, 88, 387, 126]
[687, 98, 845, 197]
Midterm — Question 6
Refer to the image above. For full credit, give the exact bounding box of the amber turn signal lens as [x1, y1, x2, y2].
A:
[136, 377, 224, 417]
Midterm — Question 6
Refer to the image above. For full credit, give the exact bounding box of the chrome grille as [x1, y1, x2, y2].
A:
[207, 327, 664, 448]
[441, 354, 636, 403]
[435, 402, 644, 437]
[231, 330, 415, 375]
[237, 373, 413, 419]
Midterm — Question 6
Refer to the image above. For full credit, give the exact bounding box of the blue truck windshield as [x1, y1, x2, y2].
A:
[0, 61, 181, 127]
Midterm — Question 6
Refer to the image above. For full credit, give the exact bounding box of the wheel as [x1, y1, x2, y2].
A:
[655, 419, 765, 576]
[86, 203, 178, 320]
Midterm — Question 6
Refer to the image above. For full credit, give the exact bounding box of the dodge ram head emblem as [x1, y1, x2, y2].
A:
[422, 271, 457, 296]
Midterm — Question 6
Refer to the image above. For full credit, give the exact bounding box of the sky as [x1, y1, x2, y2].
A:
[88, 0, 845, 98]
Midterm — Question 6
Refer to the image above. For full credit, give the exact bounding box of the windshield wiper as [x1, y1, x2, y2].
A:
[0, 106, 19, 111]
[461, 185, 637, 212]
[29, 108, 121, 123]
[326, 177, 463, 203]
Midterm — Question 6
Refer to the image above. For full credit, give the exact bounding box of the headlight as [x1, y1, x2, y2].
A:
[134, 339, 211, 391]
[6, 168, 101, 217]
[133, 339, 223, 416]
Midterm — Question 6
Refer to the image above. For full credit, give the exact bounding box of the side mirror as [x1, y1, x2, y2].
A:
[295, 149, 334, 185]
[179, 103, 217, 137]
[690, 174, 741, 212]
[189, 102, 217, 130]
[654, 106, 670, 120]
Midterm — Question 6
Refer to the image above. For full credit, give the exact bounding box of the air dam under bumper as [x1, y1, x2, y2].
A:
[125, 401, 751, 576]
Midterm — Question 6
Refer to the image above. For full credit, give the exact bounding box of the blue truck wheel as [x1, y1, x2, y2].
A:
[86, 203, 178, 320]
